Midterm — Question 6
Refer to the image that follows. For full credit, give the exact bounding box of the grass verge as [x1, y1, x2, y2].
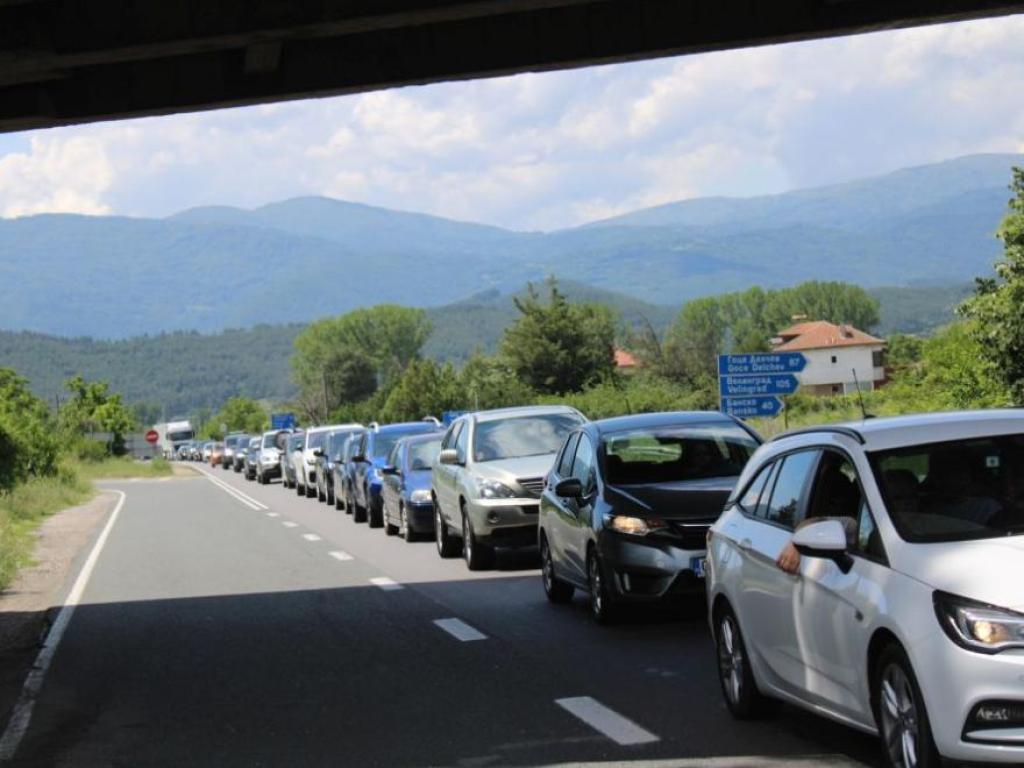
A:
[0, 464, 94, 591]
[74, 457, 173, 480]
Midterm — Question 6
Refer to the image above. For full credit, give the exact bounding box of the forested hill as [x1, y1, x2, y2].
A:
[0, 281, 968, 417]
[0, 153, 1017, 338]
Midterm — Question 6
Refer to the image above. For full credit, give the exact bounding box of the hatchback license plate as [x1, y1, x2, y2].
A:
[691, 557, 707, 579]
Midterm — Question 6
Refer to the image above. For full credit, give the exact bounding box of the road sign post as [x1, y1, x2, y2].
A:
[718, 353, 806, 420]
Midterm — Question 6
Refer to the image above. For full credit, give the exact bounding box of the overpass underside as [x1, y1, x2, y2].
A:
[1, 0, 1023, 133]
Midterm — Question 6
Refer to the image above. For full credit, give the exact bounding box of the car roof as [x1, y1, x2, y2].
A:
[374, 421, 442, 434]
[397, 432, 444, 445]
[772, 409, 1024, 452]
[589, 410, 744, 436]
[470, 404, 583, 424]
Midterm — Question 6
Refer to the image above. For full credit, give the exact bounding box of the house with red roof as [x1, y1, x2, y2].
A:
[772, 320, 887, 396]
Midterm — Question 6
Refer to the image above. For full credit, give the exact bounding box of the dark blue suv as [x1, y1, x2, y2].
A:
[349, 420, 444, 528]
[381, 432, 445, 541]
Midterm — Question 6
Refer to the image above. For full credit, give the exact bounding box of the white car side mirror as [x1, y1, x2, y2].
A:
[792, 519, 853, 573]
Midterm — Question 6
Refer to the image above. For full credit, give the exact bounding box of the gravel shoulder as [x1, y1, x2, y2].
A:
[0, 491, 118, 729]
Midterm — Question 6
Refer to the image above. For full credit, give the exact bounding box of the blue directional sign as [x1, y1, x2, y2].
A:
[442, 410, 467, 426]
[271, 412, 297, 430]
[718, 353, 807, 377]
[722, 397, 785, 419]
[719, 373, 799, 398]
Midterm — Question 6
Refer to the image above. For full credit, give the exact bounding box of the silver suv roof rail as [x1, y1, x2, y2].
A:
[422, 416, 441, 426]
[770, 426, 866, 445]
[367, 421, 380, 431]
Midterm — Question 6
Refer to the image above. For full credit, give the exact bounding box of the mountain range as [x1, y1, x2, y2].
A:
[0, 153, 1018, 339]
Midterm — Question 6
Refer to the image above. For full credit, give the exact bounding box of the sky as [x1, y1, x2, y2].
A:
[0, 15, 1022, 231]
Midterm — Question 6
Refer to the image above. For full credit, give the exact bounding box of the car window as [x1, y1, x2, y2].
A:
[455, 423, 469, 464]
[556, 433, 580, 478]
[763, 451, 820, 530]
[806, 450, 885, 560]
[602, 423, 757, 485]
[442, 421, 461, 450]
[571, 434, 597, 494]
[737, 460, 776, 517]
[408, 438, 442, 471]
[472, 413, 584, 462]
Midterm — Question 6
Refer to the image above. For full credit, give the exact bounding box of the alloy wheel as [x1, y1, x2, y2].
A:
[588, 555, 604, 618]
[718, 614, 745, 707]
[462, 513, 473, 565]
[880, 664, 920, 768]
[541, 540, 554, 593]
[399, 507, 408, 540]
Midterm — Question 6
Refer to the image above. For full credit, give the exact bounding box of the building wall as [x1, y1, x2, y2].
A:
[796, 345, 885, 393]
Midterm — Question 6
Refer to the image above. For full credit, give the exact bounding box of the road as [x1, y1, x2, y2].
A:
[3, 468, 883, 767]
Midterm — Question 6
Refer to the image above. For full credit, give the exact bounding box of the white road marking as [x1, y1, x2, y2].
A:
[282, 522, 299, 528]
[266, 512, 280, 518]
[369, 577, 403, 591]
[433, 618, 487, 642]
[0, 490, 126, 760]
[302, 533, 321, 542]
[328, 551, 353, 561]
[555, 697, 659, 746]
[192, 466, 268, 510]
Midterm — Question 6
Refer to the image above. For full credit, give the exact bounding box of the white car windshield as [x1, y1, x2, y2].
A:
[473, 413, 583, 462]
[871, 434, 1024, 542]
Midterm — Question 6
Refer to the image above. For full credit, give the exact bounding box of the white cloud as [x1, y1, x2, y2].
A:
[0, 136, 113, 217]
[2, 15, 1024, 228]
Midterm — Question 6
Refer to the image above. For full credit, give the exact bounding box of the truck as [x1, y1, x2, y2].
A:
[153, 420, 196, 459]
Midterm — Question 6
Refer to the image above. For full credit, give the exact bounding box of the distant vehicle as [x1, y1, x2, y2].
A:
[708, 411, 1024, 768]
[209, 443, 224, 467]
[281, 431, 304, 489]
[221, 433, 246, 470]
[154, 420, 195, 459]
[349, 420, 444, 527]
[232, 434, 251, 472]
[315, 427, 363, 505]
[295, 425, 362, 498]
[433, 405, 586, 570]
[539, 412, 760, 622]
[243, 436, 260, 480]
[381, 433, 444, 541]
[202, 441, 214, 462]
[255, 429, 290, 484]
[335, 430, 367, 512]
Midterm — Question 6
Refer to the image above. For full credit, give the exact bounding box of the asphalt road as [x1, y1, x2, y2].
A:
[3, 467, 885, 767]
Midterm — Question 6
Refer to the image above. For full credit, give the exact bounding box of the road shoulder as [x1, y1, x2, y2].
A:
[0, 491, 118, 727]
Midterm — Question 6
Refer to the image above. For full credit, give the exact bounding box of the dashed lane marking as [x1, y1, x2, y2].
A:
[282, 522, 299, 528]
[433, 618, 487, 642]
[328, 551, 353, 562]
[555, 697, 659, 746]
[266, 512, 280, 518]
[302, 534, 322, 542]
[369, 577, 403, 591]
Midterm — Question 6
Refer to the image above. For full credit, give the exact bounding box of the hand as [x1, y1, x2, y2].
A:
[776, 541, 802, 574]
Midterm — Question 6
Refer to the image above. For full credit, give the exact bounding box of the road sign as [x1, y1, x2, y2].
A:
[718, 352, 807, 377]
[721, 396, 785, 419]
[271, 412, 297, 430]
[145, 429, 160, 444]
[719, 373, 799, 398]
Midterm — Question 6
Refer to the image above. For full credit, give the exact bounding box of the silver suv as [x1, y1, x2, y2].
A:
[432, 405, 586, 570]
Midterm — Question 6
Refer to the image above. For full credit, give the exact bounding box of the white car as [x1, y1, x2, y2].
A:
[707, 410, 1024, 768]
[293, 424, 362, 499]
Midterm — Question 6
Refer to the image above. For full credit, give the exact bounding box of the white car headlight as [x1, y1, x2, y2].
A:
[477, 479, 518, 499]
[935, 592, 1024, 653]
[605, 514, 669, 537]
[410, 489, 432, 503]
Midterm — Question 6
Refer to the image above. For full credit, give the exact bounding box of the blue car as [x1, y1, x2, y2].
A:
[381, 432, 445, 541]
[350, 420, 443, 528]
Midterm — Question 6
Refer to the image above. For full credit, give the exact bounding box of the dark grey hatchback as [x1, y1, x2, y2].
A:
[538, 411, 761, 623]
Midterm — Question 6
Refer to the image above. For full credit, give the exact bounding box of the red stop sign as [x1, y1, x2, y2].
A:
[145, 429, 160, 444]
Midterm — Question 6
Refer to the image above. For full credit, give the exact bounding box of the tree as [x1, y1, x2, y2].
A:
[0, 368, 59, 489]
[500, 278, 616, 395]
[458, 353, 535, 410]
[208, 396, 268, 437]
[960, 167, 1024, 402]
[380, 360, 462, 423]
[292, 305, 431, 419]
[59, 375, 137, 455]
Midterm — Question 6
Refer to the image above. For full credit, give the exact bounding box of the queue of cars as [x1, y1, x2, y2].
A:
[177, 405, 1024, 767]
